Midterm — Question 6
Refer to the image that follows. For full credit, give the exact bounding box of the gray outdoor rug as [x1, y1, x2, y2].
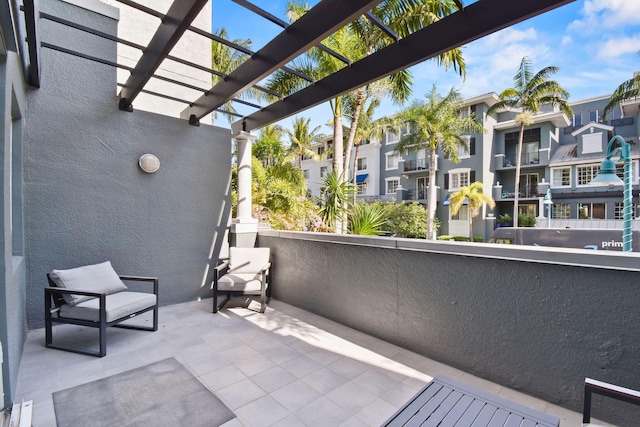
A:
[52, 357, 235, 427]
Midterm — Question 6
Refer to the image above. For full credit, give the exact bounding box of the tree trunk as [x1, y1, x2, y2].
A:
[344, 88, 365, 181]
[468, 213, 473, 241]
[333, 109, 345, 233]
[427, 145, 438, 240]
[513, 123, 525, 225]
[352, 143, 361, 205]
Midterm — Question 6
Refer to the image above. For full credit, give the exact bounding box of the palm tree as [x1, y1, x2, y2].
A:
[284, 117, 323, 166]
[448, 182, 495, 241]
[319, 170, 355, 233]
[603, 51, 640, 120]
[393, 85, 485, 240]
[487, 57, 572, 223]
[254, 124, 285, 167]
[210, 29, 262, 122]
[269, 0, 466, 186]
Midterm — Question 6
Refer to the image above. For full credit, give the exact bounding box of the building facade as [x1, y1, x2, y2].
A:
[301, 92, 640, 241]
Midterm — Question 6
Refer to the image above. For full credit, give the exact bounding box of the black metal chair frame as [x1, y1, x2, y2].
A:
[212, 259, 271, 313]
[45, 274, 159, 357]
[583, 377, 640, 424]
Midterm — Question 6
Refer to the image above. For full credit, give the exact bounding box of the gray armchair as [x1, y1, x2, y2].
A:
[213, 247, 271, 313]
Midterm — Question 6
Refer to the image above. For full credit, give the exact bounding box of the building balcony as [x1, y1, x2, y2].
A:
[16, 299, 584, 426]
[494, 151, 549, 170]
[402, 158, 428, 173]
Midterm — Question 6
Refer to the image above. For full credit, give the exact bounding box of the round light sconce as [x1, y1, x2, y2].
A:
[138, 154, 160, 173]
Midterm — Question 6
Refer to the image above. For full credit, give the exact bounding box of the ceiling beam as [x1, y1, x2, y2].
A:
[232, 0, 575, 134]
[180, 0, 383, 124]
[117, 0, 208, 111]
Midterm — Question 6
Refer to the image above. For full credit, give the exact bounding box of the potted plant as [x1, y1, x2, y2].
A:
[496, 213, 512, 227]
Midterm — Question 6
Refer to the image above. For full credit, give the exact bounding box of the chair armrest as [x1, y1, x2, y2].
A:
[214, 261, 230, 276]
[119, 275, 159, 295]
[44, 287, 107, 316]
[44, 287, 106, 299]
[260, 262, 271, 273]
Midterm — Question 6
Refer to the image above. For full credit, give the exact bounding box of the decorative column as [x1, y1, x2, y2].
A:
[231, 131, 258, 247]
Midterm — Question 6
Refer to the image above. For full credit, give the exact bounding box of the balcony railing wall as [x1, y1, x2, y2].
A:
[258, 230, 640, 426]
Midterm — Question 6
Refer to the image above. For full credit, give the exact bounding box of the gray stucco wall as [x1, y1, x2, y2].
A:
[0, 47, 28, 409]
[23, 0, 232, 328]
[258, 230, 640, 425]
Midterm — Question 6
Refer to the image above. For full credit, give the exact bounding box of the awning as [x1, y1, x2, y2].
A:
[443, 194, 467, 206]
[355, 174, 368, 184]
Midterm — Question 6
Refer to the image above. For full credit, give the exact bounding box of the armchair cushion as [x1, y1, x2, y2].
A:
[59, 291, 157, 323]
[218, 273, 263, 292]
[49, 261, 128, 305]
[228, 247, 270, 274]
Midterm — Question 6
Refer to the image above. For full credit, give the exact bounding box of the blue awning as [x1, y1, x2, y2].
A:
[355, 174, 368, 184]
[443, 194, 467, 206]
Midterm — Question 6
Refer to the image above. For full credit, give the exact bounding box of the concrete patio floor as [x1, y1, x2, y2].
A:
[14, 299, 588, 426]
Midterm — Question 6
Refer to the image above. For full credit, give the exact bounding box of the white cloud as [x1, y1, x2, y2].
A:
[569, 0, 640, 32]
[561, 36, 572, 47]
[596, 36, 640, 59]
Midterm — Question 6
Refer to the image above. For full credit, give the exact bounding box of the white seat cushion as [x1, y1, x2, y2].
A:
[218, 273, 263, 292]
[59, 291, 156, 323]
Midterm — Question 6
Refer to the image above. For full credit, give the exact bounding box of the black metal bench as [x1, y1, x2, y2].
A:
[382, 375, 559, 427]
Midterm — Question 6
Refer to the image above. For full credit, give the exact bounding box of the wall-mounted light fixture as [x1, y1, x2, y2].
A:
[138, 154, 160, 173]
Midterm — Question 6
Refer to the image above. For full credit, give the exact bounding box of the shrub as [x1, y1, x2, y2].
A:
[349, 203, 387, 236]
[517, 213, 536, 227]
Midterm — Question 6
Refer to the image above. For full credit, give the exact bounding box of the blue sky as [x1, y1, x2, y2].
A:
[214, 1, 640, 135]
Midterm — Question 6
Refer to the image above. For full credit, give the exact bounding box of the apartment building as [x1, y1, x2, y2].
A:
[302, 89, 640, 240]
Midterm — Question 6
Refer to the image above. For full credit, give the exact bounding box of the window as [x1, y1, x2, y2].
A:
[317, 146, 325, 156]
[386, 153, 401, 170]
[519, 173, 538, 197]
[589, 110, 600, 123]
[451, 205, 468, 221]
[522, 142, 539, 164]
[553, 203, 571, 219]
[614, 162, 638, 183]
[615, 203, 636, 220]
[458, 136, 471, 159]
[578, 203, 606, 219]
[320, 166, 328, 177]
[357, 182, 367, 195]
[357, 157, 367, 171]
[573, 114, 582, 127]
[552, 168, 571, 187]
[416, 177, 428, 200]
[385, 129, 400, 144]
[577, 165, 600, 186]
[449, 170, 470, 190]
[386, 178, 399, 194]
[303, 169, 309, 179]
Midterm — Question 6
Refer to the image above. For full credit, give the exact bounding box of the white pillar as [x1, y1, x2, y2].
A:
[232, 131, 258, 247]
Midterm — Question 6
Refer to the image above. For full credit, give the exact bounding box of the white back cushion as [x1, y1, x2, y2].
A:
[229, 248, 270, 274]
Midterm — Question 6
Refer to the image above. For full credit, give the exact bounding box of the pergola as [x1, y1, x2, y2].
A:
[12, 0, 575, 238]
[17, 0, 575, 134]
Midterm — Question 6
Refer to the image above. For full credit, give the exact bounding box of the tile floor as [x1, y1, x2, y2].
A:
[15, 298, 587, 426]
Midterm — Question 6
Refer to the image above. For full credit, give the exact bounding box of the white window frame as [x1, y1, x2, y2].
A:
[458, 136, 471, 159]
[385, 129, 400, 145]
[551, 167, 571, 188]
[385, 152, 401, 170]
[577, 164, 601, 187]
[448, 168, 470, 191]
[357, 157, 368, 171]
[357, 181, 367, 195]
[320, 166, 328, 177]
[386, 177, 400, 194]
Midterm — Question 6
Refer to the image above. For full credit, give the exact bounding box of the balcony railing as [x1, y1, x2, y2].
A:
[404, 158, 428, 172]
